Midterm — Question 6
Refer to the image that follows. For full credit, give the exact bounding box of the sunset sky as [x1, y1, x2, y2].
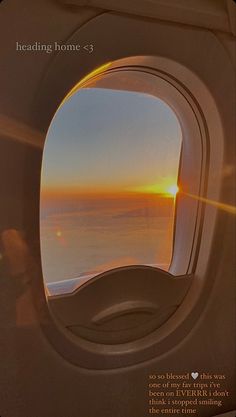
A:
[41, 86, 182, 197]
[40, 84, 182, 284]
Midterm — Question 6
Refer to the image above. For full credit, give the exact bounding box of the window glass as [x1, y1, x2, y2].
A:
[40, 72, 182, 292]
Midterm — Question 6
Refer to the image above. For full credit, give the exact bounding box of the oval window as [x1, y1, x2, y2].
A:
[40, 70, 182, 295]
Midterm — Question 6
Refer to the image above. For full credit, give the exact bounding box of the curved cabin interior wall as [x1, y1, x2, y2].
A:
[0, 1, 235, 417]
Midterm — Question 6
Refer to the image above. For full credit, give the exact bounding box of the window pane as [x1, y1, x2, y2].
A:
[40, 71, 182, 293]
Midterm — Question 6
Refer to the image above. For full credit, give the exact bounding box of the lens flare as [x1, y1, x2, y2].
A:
[167, 184, 179, 197]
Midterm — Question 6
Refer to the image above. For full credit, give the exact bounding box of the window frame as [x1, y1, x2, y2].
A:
[32, 13, 225, 369]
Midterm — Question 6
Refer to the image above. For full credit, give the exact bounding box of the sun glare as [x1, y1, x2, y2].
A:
[126, 180, 179, 197]
[167, 184, 179, 197]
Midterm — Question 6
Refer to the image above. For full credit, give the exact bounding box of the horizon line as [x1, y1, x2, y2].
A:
[41, 188, 176, 199]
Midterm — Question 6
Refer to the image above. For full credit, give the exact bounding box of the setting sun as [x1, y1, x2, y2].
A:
[126, 180, 179, 197]
[167, 184, 179, 197]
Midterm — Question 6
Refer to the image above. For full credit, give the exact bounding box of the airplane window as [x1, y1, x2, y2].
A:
[40, 71, 182, 294]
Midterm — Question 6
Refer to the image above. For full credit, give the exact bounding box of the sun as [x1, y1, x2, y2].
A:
[126, 181, 180, 196]
[167, 184, 179, 197]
